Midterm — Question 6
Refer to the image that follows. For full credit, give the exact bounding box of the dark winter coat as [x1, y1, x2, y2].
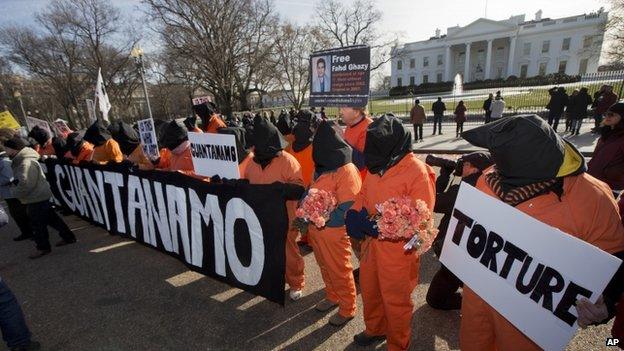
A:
[588, 127, 624, 190]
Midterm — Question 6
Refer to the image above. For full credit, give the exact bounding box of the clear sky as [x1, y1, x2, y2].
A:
[0, 0, 612, 76]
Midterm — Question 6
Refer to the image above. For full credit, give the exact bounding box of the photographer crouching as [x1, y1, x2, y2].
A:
[425, 151, 492, 310]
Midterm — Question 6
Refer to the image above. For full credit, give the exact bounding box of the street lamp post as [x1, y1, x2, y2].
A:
[130, 46, 153, 120]
[13, 90, 27, 125]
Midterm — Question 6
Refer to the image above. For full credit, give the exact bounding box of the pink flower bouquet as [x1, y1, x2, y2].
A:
[293, 188, 337, 232]
[374, 196, 438, 254]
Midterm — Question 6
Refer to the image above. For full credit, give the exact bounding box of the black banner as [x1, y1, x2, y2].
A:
[309, 45, 371, 107]
[42, 159, 288, 304]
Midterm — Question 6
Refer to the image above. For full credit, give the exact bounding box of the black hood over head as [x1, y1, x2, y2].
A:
[66, 131, 85, 157]
[184, 116, 198, 131]
[83, 120, 111, 147]
[252, 116, 288, 168]
[461, 114, 582, 190]
[364, 114, 412, 176]
[161, 120, 188, 151]
[276, 111, 292, 136]
[313, 120, 352, 174]
[193, 102, 217, 127]
[109, 121, 140, 155]
[218, 127, 250, 164]
[28, 126, 50, 146]
[52, 136, 67, 159]
[292, 111, 315, 152]
[153, 119, 168, 146]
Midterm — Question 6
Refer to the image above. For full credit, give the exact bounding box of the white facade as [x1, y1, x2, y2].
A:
[390, 9, 607, 87]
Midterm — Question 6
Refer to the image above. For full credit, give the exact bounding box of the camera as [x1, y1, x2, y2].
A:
[425, 155, 463, 176]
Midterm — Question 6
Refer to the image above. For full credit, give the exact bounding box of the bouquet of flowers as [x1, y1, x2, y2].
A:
[374, 196, 438, 254]
[293, 188, 338, 233]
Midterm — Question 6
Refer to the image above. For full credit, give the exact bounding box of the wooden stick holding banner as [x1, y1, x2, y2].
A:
[188, 132, 240, 179]
[137, 118, 160, 161]
[440, 183, 622, 351]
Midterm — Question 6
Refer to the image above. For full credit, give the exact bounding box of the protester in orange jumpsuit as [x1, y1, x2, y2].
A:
[63, 132, 94, 164]
[108, 121, 154, 170]
[160, 120, 195, 176]
[346, 115, 436, 351]
[184, 116, 203, 133]
[28, 126, 55, 157]
[285, 110, 315, 187]
[217, 127, 254, 177]
[243, 117, 306, 300]
[83, 121, 123, 164]
[308, 120, 361, 326]
[193, 102, 226, 133]
[460, 114, 624, 351]
[341, 107, 372, 180]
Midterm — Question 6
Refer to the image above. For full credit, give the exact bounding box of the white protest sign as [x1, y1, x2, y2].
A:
[188, 132, 240, 179]
[137, 118, 160, 161]
[192, 96, 213, 106]
[26, 116, 52, 136]
[440, 184, 622, 351]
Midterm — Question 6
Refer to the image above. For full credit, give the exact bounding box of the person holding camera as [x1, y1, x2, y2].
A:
[424, 152, 492, 310]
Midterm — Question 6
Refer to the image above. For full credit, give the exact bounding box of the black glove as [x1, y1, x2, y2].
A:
[273, 182, 305, 200]
[210, 175, 223, 184]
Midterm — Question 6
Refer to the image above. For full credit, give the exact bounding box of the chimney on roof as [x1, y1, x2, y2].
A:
[535, 9, 542, 21]
[435, 28, 441, 38]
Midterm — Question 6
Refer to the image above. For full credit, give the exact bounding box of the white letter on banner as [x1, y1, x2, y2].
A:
[55, 164, 75, 211]
[225, 198, 264, 286]
[142, 179, 170, 248]
[72, 167, 99, 222]
[104, 171, 126, 233]
[189, 190, 223, 269]
[66, 165, 85, 215]
[166, 185, 189, 256]
[93, 171, 110, 230]
[127, 175, 149, 239]
[83, 170, 104, 224]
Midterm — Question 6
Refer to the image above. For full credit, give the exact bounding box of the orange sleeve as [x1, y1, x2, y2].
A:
[77, 144, 94, 164]
[352, 176, 369, 212]
[335, 164, 362, 204]
[107, 140, 124, 163]
[282, 153, 303, 186]
[408, 162, 437, 211]
[156, 148, 171, 169]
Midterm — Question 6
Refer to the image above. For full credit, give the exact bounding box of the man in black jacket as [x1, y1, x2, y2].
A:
[546, 87, 568, 132]
[482, 93, 493, 124]
[425, 151, 492, 310]
[432, 97, 446, 135]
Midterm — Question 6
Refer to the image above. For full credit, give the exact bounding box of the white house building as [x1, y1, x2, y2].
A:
[390, 9, 607, 87]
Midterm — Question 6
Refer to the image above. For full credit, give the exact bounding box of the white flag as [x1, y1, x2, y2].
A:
[95, 68, 112, 121]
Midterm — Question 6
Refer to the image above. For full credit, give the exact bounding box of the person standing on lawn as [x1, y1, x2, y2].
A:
[454, 100, 467, 138]
[432, 97, 446, 135]
[410, 99, 425, 142]
[483, 93, 493, 124]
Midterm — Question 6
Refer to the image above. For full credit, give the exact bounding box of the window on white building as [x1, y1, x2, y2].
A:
[409, 76, 415, 85]
[437, 54, 443, 66]
[583, 36, 593, 48]
[539, 62, 547, 76]
[423, 75, 429, 83]
[542, 40, 550, 53]
[520, 64, 528, 78]
[579, 59, 589, 75]
[562, 38, 571, 51]
[397, 77, 402, 86]
[423, 57, 429, 67]
[523, 42, 531, 56]
[410, 59, 415, 69]
[397, 60, 403, 70]
[437, 73, 443, 82]
[558, 61, 567, 74]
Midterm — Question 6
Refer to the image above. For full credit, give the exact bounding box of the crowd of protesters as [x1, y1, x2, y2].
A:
[0, 90, 622, 351]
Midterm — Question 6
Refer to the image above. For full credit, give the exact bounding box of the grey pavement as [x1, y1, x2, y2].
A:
[0, 200, 614, 350]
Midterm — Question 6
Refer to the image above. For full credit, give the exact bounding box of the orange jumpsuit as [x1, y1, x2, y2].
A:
[244, 151, 305, 291]
[63, 142, 94, 165]
[238, 152, 254, 178]
[309, 163, 362, 318]
[36, 141, 55, 157]
[286, 144, 314, 187]
[344, 117, 372, 180]
[192, 127, 202, 133]
[156, 148, 172, 170]
[167, 145, 195, 176]
[91, 139, 123, 164]
[284, 134, 296, 149]
[204, 116, 227, 133]
[352, 153, 436, 351]
[127, 145, 155, 170]
[460, 171, 624, 351]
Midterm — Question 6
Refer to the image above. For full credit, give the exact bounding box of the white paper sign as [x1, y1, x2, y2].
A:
[26, 116, 52, 136]
[137, 118, 160, 161]
[440, 183, 622, 351]
[192, 96, 212, 106]
[188, 132, 240, 179]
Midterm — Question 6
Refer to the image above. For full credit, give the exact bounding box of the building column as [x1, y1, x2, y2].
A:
[507, 36, 517, 77]
[444, 45, 451, 81]
[485, 39, 493, 80]
[464, 42, 471, 82]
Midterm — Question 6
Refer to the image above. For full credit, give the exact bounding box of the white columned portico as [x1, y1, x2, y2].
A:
[444, 45, 451, 81]
[485, 39, 493, 79]
[507, 36, 517, 76]
[464, 42, 471, 82]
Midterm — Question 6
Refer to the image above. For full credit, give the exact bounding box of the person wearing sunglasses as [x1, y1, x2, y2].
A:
[588, 102, 624, 194]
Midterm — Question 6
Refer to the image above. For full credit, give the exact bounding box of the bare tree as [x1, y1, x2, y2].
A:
[607, 3, 624, 64]
[314, 0, 398, 71]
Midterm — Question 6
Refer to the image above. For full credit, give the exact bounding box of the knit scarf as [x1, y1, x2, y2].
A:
[485, 170, 558, 206]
